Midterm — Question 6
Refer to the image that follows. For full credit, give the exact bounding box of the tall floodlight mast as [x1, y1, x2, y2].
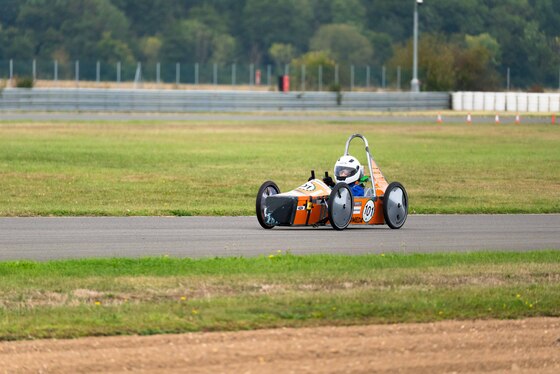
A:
[411, 0, 423, 92]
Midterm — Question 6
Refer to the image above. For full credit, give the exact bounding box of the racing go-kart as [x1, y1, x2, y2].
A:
[256, 134, 408, 230]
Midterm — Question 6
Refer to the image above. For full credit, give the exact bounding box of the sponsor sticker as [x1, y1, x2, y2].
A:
[353, 201, 362, 215]
[297, 206, 305, 211]
[362, 200, 375, 223]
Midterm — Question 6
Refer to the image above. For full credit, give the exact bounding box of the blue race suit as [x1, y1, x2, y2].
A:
[349, 182, 364, 197]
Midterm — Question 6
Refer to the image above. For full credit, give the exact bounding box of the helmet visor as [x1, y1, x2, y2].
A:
[335, 165, 358, 180]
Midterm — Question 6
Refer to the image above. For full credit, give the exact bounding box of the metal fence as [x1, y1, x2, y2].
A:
[0, 88, 450, 112]
[1, 60, 410, 91]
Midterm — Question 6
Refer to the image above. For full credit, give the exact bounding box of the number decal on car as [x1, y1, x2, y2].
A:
[297, 182, 316, 192]
[362, 200, 375, 222]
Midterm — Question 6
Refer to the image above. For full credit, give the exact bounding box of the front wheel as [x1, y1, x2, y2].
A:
[328, 183, 354, 230]
[383, 182, 408, 229]
[256, 181, 280, 229]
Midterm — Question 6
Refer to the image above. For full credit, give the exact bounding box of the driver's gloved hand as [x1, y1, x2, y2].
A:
[308, 170, 316, 181]
[323, 175, 335, 187]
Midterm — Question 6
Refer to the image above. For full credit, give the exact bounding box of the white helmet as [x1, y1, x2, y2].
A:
[334, 155, 363, 184]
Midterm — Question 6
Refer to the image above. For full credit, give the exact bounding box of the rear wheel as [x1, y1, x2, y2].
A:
[383, 182, 408, 229]
[256, 181, 280, 229]
[328, 183, 354, 230]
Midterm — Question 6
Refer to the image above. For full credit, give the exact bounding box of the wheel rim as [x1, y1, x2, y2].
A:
[330, 186, 352, 228]
[260, 186, 278, 217]
[386, 186, 406, 226]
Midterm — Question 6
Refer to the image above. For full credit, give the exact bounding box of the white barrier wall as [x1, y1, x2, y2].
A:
[527, 94, 539, 112]
[452, 92, 560, 112]
[452, 91, 463, 111]
[506, 93, 517, 112]
[463, 92, 473, 111]
[473, 92, 484, 111]
[517, 94, 528, 112]
[550, 95, 560, 112]
[483, 92, 495, 111]
[538, 94, 549, 112]
[495, 93, 506, 111]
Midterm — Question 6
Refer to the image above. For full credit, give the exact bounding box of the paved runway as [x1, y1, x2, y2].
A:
[0, 215, 558, 261]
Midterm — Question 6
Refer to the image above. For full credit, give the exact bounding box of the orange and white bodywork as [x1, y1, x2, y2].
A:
[257, 133, 408, 230]
[264, 178, 386, 227]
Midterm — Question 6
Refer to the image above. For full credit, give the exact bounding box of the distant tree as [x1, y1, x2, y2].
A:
[455, 45, 501, 91]
[330, 0, 367, 30]
[161, 20, 214, 63]
[0, 0, 22, 26]
[365, 31, 394, 66]
[417, 34, 456, 91]
[188, 4, 230, 35]
[465, 33, 501, 65]
[66, 0, 131, 60]
[391, 32, 503, 91]
[489, 8, 558, 88]
[310, 24, 373, 65]
[421, 0, 487, 35]
[2, 0, 560, 88]
[97, 32, 134, 64]
[211, 34, 236, 64]
[0, 26, 35, 59]
[291, 50, 336, 90]
[111, 0, 181, 37]
[366, 0, 412, 41]
[161, 19, 236, 64]
[242, 0, 313, 64]
[519, 21, 559, 87]
[15, 0, 132, 60]
[389, 34, 455, 91]
[531, 0, 560, 38]
[140, 36, 162, 63]
[269, 43, 296, 68]
[310, 0, 333, 27]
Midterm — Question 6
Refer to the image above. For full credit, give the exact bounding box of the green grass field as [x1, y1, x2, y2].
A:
[0, 251, 558, 340]
[0, 119, 559, 215]
[1, 117, 558, 341]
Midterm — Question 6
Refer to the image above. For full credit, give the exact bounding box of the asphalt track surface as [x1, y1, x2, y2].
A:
[0, 214, 558, 261]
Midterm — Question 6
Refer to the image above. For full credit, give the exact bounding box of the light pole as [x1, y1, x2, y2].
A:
[411, 0, 423, 92]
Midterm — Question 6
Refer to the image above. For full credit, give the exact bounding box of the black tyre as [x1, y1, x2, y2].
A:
[256, 181, 280, 229]
[328, 183, 354, 230]
[383, 182, 408, 229]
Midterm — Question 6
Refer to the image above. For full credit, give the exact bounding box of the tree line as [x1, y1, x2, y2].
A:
[1, 0, 559, 90]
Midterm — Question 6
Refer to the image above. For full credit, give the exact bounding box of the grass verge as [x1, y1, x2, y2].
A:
[0, 120, 559, 215]
[0, 250, 558, 340]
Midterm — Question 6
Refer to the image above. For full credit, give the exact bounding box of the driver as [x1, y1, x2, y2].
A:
[323, 155, 366, 196]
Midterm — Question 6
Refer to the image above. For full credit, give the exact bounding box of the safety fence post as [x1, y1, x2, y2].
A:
[318, 65, 322, 92]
